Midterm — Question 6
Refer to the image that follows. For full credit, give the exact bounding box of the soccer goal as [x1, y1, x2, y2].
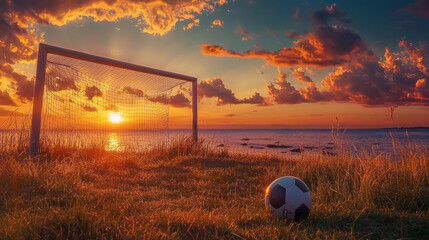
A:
[29, 43, 197, 156]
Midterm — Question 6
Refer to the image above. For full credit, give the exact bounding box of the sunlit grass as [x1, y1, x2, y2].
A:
[0, 133, 428, 239]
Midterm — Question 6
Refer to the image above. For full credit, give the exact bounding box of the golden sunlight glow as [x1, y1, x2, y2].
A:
[106, 132, 123, 151]
[109, 112, 123, 123]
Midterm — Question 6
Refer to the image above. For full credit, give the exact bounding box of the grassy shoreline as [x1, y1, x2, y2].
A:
[0, 137, 428, 239]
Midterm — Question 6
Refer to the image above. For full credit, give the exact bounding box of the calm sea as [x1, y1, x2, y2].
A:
[1, 129, 428, 156]
[183, 129, 429, 156]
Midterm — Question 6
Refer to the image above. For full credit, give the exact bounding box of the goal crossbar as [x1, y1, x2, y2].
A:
[41, 44, 197, 83]
[29, 43, 198, 156]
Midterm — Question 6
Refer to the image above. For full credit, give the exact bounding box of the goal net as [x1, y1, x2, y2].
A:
[29, 44, 197, 154]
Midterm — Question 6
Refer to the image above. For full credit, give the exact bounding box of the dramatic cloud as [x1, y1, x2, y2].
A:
[202, 4, 371, 68]
[3, 0, 227, 36]
[85, 86, 103, 101]
[199, 78, 268, 105]
[292, 68, 314, 86]
[266, 41, 429, 106]
[0, 64, 35, 102]
[0, 90, 17, 106]
[266, 69, 305, 104]
[0, 0, 227, 106]
[321, 41, 429, 106]
[201, 5, 429, 106]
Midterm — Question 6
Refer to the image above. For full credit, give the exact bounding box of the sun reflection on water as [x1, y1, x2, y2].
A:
[105, 132, 124, 151]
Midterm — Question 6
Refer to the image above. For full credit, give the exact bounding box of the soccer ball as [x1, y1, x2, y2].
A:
[265, 176, 312, 221]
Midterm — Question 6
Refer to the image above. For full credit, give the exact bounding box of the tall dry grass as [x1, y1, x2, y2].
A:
[0, 131, 428, 239]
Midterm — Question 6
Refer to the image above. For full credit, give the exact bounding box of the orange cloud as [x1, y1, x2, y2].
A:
[202, 4, 370, 68]
[211, 19, 224, 28]
[200, 44, 244, 57]
[6, 0, 226, 36]
[265, 41, 429, 106]
[183, 19, 200, 31]
[292, 68, 314, 86]
[200, 5, 429, 106]
[321, 41, 429, 106]
[0, 0, 228, 107]
[169, 38, 429, 107]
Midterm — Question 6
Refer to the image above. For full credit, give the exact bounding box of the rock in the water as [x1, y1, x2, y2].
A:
[290, 148, 302, 153]
[250, 146, 264, 149]
[241, 143, 248, 146]
[266, 144, 293, 148]
[303, 146, 316, 150]
[323, 146, 334, 150]
[217, 144, 225, 147]
[241, 138, 250, 141]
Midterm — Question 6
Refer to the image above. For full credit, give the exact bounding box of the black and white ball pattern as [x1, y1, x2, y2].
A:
[265, 176, 312, 221]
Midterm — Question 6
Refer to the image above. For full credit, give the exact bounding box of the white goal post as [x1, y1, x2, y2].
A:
[29, 43, 198, 156]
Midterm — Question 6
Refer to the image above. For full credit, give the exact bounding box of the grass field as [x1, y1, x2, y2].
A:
[0, 136, 428, 239]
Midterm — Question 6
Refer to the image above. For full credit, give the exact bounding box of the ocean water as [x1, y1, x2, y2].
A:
[1, 128, 428, 156]
[186, 129, 429, 156]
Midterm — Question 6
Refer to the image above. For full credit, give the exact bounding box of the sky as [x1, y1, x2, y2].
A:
[1, 0, 429, 129]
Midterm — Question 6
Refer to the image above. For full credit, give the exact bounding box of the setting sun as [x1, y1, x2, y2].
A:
[109, 112, 123, 123]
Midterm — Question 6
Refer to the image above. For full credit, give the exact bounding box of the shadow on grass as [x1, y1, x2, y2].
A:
[299, 212, 429, 239]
